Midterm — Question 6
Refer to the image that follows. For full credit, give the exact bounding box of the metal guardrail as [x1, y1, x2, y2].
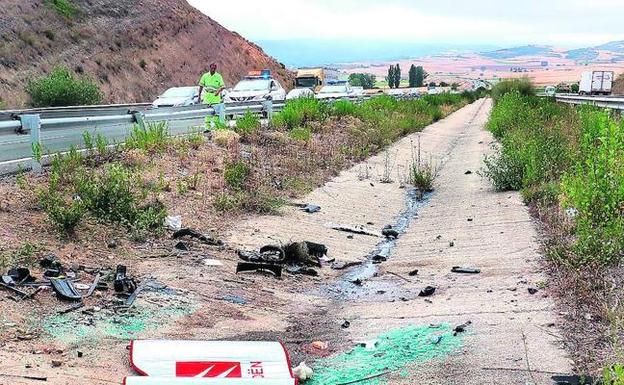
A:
[0, 95, 401, 175]
[554, 94, 624, 110]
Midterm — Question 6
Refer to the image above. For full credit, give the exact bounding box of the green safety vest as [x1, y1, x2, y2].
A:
[199, 72, 225, 104]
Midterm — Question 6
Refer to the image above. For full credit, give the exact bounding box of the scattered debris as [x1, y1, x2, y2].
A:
[327, 223, 380, 237]
[467, 218, 473, 222]
[236, 262, 282, 277]
[528, 287, 539, 295]
[237, 241, 328, 278]
[336, 371, 391, 385]
[453, 321, 472, 336]
[0, 373, 47, 382]
[50, 359, 63, 367]
[386, 271, 411, 283]
[449, 241, 455, 247]
[331, 261, 362, 270]
[8, 267, 35, 284]
[203, 258, 223, 266]
[49, 278, 82, 301]
[58, 302, 84, 315]
[355, 340, 378, 351]
[113, 265, 137, 294]
[464, 170, 473, 175]
[371, 254, 387, 264]
[300, 204, 321, 213]
[381, 225, 399, 239]
[419, 286, 436, 297]
[173, 241, 190, 251]
[0, 281, 30, 298]
[408, 269, 419, 276]
[125, 279, 149, 307]
[341, 320, 351, 329]
[220, 295, 247, 305]
[351, 278, 363, 286]
[312, 341, 328, 350]
[430, 335, 443, 344]
[172, 228, 223, 246]
[551, 375, 598, 385]
[293, 361, 314, 381]
[451, 266, 481, 274]
[164, 215, 182, 231]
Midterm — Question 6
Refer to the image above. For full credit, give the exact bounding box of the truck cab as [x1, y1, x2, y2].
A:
[294, 68, 325, 92]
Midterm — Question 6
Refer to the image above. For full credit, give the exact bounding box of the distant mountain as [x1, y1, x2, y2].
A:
[256, 40, 498, 67]
[481, 45, 556, 59]
[596, 40, 624, 53]
[565, 48, 599, 61]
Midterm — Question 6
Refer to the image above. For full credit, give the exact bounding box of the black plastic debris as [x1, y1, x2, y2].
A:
[528, 287, 539, 295]
[408, 269, 419, 276]
[174, 241, 191, 251]
[341, 320, 351, 329]
[551, 375, 598, 385]
[113, 265, 137, 294]
[372, 255, 387, 264]
[50, 278, 82, 301]
[381, 225, 399, 239]
[419, 286, 436, 297]
[7, 267, 35, 284]
[451, 266, 481, 274]
[39, 255, 62, 270]
[236, 262, 282, 277]
[300, 204, 321, 213]
[173, 228, 223, 246]
[328, 224, 379, 237]
[453, 321, 472, 336]
[464, 170, 473, 175]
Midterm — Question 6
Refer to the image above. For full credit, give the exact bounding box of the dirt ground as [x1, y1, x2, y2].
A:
[0, 100, 575, 385]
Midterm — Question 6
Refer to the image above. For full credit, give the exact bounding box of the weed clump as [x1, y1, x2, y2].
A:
[235, 110, 261, 136]
[27, 67, 102, 107]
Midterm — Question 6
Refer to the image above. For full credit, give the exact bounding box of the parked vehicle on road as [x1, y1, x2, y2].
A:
[579, 70, 614, 95]
[223, 70, 286, 103]
[315, 83, 355, 99]
[545, 85, 556, 97]
[152, 87, 199, 107]
[294, 68, 325, 92]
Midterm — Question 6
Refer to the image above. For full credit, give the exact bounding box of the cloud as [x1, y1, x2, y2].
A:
[186, 0, 624, 46]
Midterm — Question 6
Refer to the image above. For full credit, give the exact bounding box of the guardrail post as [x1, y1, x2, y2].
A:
[262, 100, 274, 119]
[21, 114, 42, 173]
[131, 111, 146, 130]
[214, 103, 226, 123]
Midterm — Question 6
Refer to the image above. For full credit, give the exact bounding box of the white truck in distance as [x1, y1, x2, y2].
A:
[579, 71, 614, 95]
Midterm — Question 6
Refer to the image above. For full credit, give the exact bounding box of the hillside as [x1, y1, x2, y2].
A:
[0, 0, 294, 108]
[481, 45, 557, 59]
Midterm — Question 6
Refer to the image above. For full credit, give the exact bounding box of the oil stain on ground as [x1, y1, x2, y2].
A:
[309, 324, 464, 385]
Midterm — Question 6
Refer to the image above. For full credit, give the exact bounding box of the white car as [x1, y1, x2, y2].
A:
[223, 78, 286, 103]
[315, 84, 355, 100]
[152, 86, 199, 107]
[286, 88, 315, 100]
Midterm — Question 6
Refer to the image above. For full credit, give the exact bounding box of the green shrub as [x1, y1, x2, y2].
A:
[561, 109, 624, 265]
[235, 110, 261, 135]
[289, 127, 311, 141]
[491, 78, 535, 104]
[481, 143, 526, 191]
[27, 67, 102, 107]
[126, 122, 169, 153]
[45, 0, 78, 18]
[224, 161, 250, 191]
[273, 97, 326, 130]
[139, 59, 147, 69]
[39, 190, 85, 233]
[603, 364, 624, 384]
[331, 100, 357, 117]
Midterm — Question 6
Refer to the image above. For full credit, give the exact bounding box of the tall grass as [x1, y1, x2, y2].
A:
[482, 80, 624, 266]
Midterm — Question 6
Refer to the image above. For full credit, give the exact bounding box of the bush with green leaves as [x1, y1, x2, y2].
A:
[45, 0, 78, 18]
[224, 161, 250, 191]
[27, 67, 102, 107]
[126, 122, 169, 153]
[490, 78, 535, 104]
[272, 97, 326, 130]
[235, 110, 261, 135]
[561, 109, 624, 265]
[330, 99, 357, 117]
[289, 127, 312, 141]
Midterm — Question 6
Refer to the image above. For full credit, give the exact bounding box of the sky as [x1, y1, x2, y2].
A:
[187, 0, 624, 48]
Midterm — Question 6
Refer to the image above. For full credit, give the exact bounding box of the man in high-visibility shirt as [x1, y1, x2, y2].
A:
[198, 63, 226, 128]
